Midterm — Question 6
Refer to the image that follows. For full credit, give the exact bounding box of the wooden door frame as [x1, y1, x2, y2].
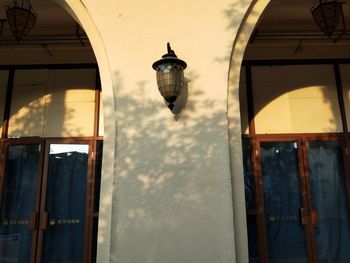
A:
[0, 137, 100, 263]
[243, 133, 348, 263]
[0, 63, 103, 262]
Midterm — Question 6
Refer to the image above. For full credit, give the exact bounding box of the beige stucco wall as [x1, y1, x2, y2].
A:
[57, 0, 261, 262]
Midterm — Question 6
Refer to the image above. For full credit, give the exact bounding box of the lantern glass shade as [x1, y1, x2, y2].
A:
[311, 1, 343, 37]
[6, 0, 37, 41]
[155, 62, 185, 104]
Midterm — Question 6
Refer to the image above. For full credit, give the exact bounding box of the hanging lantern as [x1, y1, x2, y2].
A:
[152, 43, 187, 111]
[310, 0, 345, 37]
[5, 0, 37, 41]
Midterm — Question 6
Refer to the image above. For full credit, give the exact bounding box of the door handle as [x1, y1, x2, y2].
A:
[28, 212, 38, 230]
[300, 208, 318, 225]
[310, 208, 318, 225]
[39, 212, 48, 230]
[300, 208, 308, 225]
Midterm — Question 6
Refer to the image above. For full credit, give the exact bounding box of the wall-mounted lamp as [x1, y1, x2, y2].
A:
[310, 0, 346, 41]
[152, 43, 187, 111]
[6, 0, 37, 41]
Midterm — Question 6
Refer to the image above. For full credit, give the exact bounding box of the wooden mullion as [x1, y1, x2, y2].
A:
[84, 140, 95, 263]
[35, 139, 49, 263]
[334, 64, 348, 134]
[333, 64, 350, 214]
[253, 133, 342, 141]
[93, 68, 101, 139]
[0, 63, 97, 71]
[243, 58, 350, 67]
[300, 138, 318, 263]
[297, 138, 316, 263]
[2, 69, 14, 139]
[86, 67, 101, 262]
[33, 139, 46, 263]
[251, 138, 268, 263]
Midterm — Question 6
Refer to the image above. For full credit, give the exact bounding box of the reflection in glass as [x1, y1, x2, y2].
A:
[42, 144, 88, 263]
[261, 142, 307, 263]
[0, 144, 40, 263]
[308, 141, 350, 263]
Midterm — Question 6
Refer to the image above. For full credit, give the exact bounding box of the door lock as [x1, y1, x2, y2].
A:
[300, 207, 318, 225]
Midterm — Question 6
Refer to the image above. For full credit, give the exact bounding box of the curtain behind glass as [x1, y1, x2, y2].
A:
[261, 142, 307, 263]
[42, 144, 88, 263]
[0, 144, 40, 263]
[308, 141, 350, 263]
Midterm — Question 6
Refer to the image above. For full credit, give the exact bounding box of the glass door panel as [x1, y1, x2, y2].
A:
[0, 144, 41, 263]
[260, 141, 308, 263]
[42, 144, 89, 263]
[307, 141, 350, 263]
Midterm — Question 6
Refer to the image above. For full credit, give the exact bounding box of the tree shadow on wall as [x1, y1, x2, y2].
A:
[8, 92, 83, 138]
[103, 70, 242, 263]
[214, 0, 259, 63]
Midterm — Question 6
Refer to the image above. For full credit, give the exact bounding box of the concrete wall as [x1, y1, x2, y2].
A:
[58, 0, 261, 262]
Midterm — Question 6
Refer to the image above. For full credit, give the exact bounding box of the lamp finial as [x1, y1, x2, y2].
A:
[167, 42, 175, 55]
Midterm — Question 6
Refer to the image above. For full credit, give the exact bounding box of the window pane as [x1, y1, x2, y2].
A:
[42, 144, 89, 263]
[0, 71, 8, 136]
[44, 69, 96, 137]
[252, 65, 342, 133]
[307, 141, 350, 263]
[261, 142, 307, 262]
[8, 70, 48, 137]
[0, 144, 41, 263]
[339, 64, 350, 132]
[8, 68, 98, 138]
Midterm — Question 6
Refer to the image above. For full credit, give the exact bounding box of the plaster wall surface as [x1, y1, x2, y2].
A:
[61, 0, 256, 262]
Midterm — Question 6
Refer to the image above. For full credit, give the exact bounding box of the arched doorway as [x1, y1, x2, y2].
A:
[231, 0, 350, 262]
[0, 1, 113, 262]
